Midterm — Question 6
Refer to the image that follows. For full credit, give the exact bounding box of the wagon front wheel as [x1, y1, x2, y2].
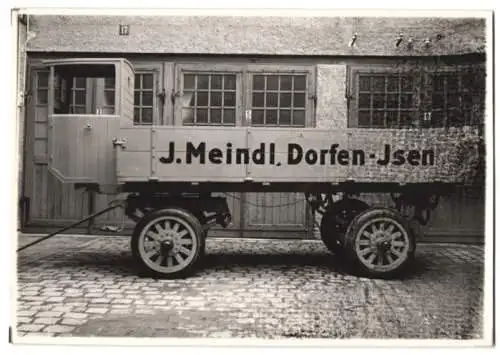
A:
[344, 207, 416, 279]
[131, 208, 205, 279]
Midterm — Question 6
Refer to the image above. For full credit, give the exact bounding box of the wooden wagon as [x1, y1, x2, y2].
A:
[29, 58, 482, 279]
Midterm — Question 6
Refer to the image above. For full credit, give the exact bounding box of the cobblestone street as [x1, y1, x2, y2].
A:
[15, 234, 484, 340]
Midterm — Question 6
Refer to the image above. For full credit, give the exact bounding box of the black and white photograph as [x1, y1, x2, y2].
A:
[6, 5, 494, 348]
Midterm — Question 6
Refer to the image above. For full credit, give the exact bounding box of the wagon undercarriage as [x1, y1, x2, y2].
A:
[110, 182, 443, 279]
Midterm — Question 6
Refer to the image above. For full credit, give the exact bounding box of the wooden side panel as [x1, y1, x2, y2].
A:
[116, 126, 465, 184]
[30, 163, 88, 222]
[116, 127, 151, 180]
[49, 115, 119, 184]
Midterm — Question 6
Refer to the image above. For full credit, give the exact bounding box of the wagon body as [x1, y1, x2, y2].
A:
[43, 58, 470, 193]
[116, 125, 461, 187]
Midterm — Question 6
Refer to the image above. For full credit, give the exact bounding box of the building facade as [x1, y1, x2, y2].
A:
[17, 14, 486, 242]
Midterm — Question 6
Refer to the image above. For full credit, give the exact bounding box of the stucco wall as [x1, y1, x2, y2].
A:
[25, 15, 486, 56]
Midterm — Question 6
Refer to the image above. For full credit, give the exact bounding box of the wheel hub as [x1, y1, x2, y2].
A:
[377, 240, 392, 253]
[160, 239, 174, 255]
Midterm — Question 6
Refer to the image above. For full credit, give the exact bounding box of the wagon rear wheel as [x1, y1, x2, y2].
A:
[131, 208, 205, 279]
[344, 207, 416, 279]
[320, 198, 369, 253]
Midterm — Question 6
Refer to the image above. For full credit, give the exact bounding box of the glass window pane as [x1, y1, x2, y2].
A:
[74, 107, 86, 114]
[38, 72, 49, 87]
[105, 77, 115, 89]
[252, 93, 265, 107]
[401, 94, 413, 109]
[359, 76, 371, 91]
[134, 108, 140, 123]
[142, 74, 154, 89]
[142, 92, 153, 106]
[373, 94, 385, 109]
[386, 111, 399, 127]
[37, 90, 48, 104]
[210, 92, 222, 107]
[358, 111, 371, 127]
[75, 91, 86, 105]
[280, 76, 293, 90]
[182, 108, 194, 124]
[105, 91, 115, 106]
[447, 109, 462, 127]
[252, 110, 264, 125]
[211, 75, 222, 90]
[184, 74, 196, 90]
[401, 76, 413, 91]
[75, 77, 86, 89]
[279, 110, 291, 125]
[387, 77, 399, 92]
[280, 93, 292, 107]
[447, 93, 460, 109]
[142, 108, 152, 124]
[358, 94, 371, 109]
[267, 93, 278, 108]
[293, 93, 305, 108]
[400, 111, 413, 127]
[253, 75, 265, 90]
[372, 111, 385, 127]
[267, 76, 279, 90]
[372, 77, 385, 91]
[210, 109, 222, 123]
[134, 75, 141, 89]
[292, 110, 305, 126]
[430, 111, 444, 127]
[134, 92, 141, 105]
[223, 109, 235, 124]
[198, 75, 209, 89]
[387, 94, 399, 108]
[197, 92, 209, 107]
[294, 76, 306, 90]
[224, 75, 236, 90]
[462, 92, 473, 110]
[433, 75, 445, 92]
[432, 94, 444, 109]
[223, 92, 236, 106]
[447, 76, 459, 92]
[266, 110, 278, 125]
[197, 108, 208, 123]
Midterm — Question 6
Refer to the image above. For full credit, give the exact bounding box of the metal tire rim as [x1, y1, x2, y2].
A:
[138, 215, 198, 274]
[354, 217, 410, 272]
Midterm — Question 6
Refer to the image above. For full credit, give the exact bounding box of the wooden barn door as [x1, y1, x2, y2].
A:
[24, 68, 128, 229]
[241, 67, 315, 238]
[24, 68, 88, 227]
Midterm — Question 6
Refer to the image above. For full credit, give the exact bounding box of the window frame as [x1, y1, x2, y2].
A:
[245, 64, 315, 128]
[347, 65, 421, 129]
[48, 63, 120, 117]
[175, 63, 244, 126]
[347, 64, 486, 129]
[132, 64, 162, 125]
[174, 63, 315, 127]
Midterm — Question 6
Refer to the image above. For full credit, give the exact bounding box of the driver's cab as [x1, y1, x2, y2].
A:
[43, 58, 134, 187]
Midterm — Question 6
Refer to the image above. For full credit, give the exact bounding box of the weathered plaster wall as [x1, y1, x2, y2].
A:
[316, 65, 348, 129]
[26, 15, 486, 56]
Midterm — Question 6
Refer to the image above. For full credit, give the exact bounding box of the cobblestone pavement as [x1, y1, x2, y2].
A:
[15, 234, 484, 340]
